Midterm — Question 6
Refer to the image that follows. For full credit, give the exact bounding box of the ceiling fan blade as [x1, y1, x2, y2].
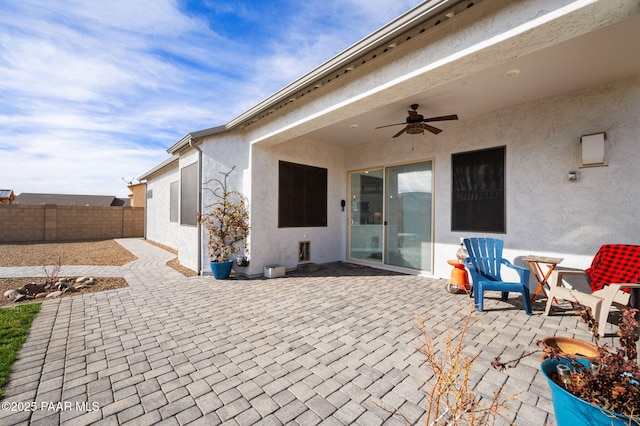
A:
[422, 123, 442, 134]
[392, 127, 408, 138]
[423, 114, 459, 122]
[375, 122, 406, 129]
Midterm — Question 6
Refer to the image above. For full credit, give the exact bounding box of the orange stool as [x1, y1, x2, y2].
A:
[446, 260, 470, 293]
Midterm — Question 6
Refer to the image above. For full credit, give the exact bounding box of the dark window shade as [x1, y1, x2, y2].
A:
[169, 181, 179, 223]
[279, 161, 327, 228]
[180, 163, 198, 226]
[451, 146, 505, 233]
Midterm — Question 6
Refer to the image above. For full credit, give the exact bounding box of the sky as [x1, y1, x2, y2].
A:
[0, 0, 422, 197]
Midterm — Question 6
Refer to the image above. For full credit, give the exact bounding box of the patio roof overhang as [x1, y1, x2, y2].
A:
[246, 0, 640, 148]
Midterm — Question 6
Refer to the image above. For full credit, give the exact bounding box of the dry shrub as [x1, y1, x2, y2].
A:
[416, 310, 516, 426]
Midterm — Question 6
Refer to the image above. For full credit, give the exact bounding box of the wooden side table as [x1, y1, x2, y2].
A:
[522, 255, 564, 302]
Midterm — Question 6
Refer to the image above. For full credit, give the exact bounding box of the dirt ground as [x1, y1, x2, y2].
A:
[0, 240, 137, 267]
[0, 239, 195, 308]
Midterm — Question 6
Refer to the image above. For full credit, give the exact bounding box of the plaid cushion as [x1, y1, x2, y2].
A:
[586, 244, 640, 293]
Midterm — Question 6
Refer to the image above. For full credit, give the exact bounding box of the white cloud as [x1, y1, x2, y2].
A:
[0, 0, 421, 196]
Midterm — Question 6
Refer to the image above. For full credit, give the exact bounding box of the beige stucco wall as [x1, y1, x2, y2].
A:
[127, 183, 146, 208]
[345, 75, 640, 280]
[144, 162, 181, 250]
[249, 140, 346, 275]
[198, 135, 251, 274]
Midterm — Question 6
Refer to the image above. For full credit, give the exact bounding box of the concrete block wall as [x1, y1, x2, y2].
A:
[0, 204, 144, 243]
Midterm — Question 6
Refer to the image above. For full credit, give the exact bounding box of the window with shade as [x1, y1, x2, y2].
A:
[278, 161, 327, 228]
[451, 146, 505, 233]
[169, 181, 179, 223]
[180, 163, 198, 226]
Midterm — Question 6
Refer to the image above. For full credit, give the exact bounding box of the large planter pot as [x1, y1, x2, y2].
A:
[210, 259, 234, 280]
[540, 358, 638, 426]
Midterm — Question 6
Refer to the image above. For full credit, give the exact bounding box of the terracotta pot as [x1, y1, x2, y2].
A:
[540, 336, 599, 361]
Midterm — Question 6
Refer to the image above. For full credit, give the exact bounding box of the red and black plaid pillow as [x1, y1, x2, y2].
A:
[585, 244, 640, 293]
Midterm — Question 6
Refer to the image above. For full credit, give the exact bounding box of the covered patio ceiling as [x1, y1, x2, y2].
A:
[304, 14, 640, 147]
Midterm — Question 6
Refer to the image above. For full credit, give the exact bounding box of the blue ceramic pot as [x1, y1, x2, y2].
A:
[540, 358, 638, 426]
[210, 259, 233, 279]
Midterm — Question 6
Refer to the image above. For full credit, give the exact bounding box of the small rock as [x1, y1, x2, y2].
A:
[45, 291, 63, 299]
[63, 285, 77, 293]
[75, 284, 85, 290]
[14, 294, 34, 303]
[76, 276, 88, 284]
[84, 278, 96, 286]
[58, 277, 68, 283]
[35, 293, 47, 299]
[57, 282, 68, 291]
[4, 289, 18, 299]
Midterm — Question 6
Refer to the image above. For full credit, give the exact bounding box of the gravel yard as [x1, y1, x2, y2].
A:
[0, 240, 137, 267]
[0, 240, 136, 307]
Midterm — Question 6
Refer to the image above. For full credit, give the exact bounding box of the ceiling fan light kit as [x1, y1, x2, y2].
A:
[376, 104, 459, 138]
[406, 123, 425, 135]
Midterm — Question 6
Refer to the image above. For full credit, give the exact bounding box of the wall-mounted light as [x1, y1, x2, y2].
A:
[581, 132, 606, 166]
[568, 171, 577, 181]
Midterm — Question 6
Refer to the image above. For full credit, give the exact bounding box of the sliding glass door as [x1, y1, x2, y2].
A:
[348, 161, 433, 272]
[385, 162, 433, 271]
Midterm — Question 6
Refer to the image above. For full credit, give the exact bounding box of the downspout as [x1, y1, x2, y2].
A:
[189, 137, 203, 275]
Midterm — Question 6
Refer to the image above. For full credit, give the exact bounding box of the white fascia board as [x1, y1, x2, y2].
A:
[138, 155, 179, 181]
[166, 125, 228, 154]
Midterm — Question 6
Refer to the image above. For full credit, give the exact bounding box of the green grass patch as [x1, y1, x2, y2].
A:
[0, 303, 41, 398]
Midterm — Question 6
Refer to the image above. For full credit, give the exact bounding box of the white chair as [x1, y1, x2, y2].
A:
[544, 244, 640, 338]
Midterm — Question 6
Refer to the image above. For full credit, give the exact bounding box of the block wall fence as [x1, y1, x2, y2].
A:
[0, 205, 144, 243]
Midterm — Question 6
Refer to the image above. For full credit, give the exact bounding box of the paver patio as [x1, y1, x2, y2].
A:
[0, 238, 598, 425]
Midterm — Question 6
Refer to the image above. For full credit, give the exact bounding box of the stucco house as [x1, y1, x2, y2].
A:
[139, 0, 640, 281]
[0, 189, 15, 205]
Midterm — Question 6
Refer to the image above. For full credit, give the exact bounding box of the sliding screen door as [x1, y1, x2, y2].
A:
[349, 169, 383, 263]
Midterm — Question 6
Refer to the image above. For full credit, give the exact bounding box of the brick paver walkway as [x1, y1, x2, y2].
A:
[0, 238, 597, 425]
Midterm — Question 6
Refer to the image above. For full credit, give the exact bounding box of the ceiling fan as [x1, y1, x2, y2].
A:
[376, 104, 458, 138]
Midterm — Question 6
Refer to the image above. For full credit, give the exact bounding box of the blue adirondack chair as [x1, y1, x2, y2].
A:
[463, 238, 532, 315]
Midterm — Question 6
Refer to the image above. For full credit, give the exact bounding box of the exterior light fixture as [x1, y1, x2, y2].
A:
[581, 132, 606, 166]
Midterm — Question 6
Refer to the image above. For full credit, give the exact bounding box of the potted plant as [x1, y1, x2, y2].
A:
[540, 306, 639, 425]
[494, 306, 640, 425]
[198, 166, 249, 279]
